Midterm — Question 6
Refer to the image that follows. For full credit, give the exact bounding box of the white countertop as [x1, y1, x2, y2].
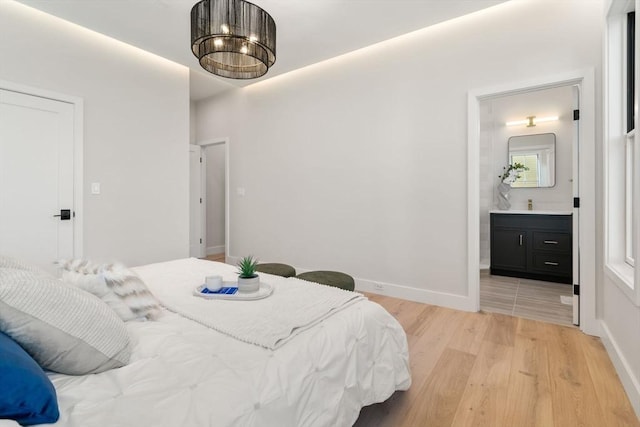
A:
[489, 209, 573, 215]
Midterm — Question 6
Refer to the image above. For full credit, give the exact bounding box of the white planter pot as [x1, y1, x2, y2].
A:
[237, 275, 260, 293]
[497, 181, 511, 210]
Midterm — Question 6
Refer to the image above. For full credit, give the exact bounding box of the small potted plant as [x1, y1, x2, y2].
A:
[236, 255, 260, 293]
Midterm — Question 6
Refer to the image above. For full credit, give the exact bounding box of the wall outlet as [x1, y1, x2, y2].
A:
[374, 283, 384, 291]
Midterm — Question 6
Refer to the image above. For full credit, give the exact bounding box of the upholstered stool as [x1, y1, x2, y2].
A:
[296, 271, 355, 291]
[255, 263, 296, 278]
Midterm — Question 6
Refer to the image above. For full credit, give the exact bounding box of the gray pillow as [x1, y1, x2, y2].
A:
[0, 268, 131, 375]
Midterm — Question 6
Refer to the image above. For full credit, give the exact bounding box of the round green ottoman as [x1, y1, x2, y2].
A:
[255, 263, 296, 278]
[296, 271, 355, 291]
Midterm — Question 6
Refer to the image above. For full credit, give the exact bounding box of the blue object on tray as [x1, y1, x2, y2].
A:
[201, 287, 238, 295]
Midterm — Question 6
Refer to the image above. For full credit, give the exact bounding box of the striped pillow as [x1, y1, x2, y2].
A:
[59, 259, 162, 321]
[99, 263, 162, 320]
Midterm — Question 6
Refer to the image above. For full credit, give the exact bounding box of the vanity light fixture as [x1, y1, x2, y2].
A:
[191, 0, 276, 79]
[506, 115, 559, 127]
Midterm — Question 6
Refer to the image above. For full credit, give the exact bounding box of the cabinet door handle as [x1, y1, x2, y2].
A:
[519, 234, 523, 246]
[543, 240, 559, 244]
[544, 261, 559, 266]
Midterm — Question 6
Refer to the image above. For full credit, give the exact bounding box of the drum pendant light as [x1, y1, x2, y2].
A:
[191, 0, 276, 79]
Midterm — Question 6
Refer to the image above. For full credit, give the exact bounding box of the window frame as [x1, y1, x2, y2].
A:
[605, 0, 640, 306]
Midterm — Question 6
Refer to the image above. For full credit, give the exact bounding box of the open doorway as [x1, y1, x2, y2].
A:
[189, 138, 229, 262]
[478, 85, 576, 326]
[467, 69, 598, 336]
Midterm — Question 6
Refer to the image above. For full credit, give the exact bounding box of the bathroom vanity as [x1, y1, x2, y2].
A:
[490, 210, 572, 284]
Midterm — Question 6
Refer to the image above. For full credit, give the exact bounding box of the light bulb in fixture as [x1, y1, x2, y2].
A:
[214, 38, 223, 47]
[535, 116, 559, 124]
[240, 45, 248, 54]
[505, 119, 528, 126]
[249, 35, 258, 42]
[221, 24, 230, 34]
[506, 115, 559, 127]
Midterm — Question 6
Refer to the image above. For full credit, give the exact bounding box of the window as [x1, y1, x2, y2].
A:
[510, 153, 540, 187]
[605, 1, 639, 304]
[625, 11, 636, 267]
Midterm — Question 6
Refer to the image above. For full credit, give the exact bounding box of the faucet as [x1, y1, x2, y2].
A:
[528, 199, 533, 210]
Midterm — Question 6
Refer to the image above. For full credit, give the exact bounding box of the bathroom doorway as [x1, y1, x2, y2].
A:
[468, 69, 598, 334]
[478, 85, 576, 326]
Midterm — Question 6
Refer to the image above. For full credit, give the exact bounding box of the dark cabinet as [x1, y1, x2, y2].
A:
[490, 213, 572, 284]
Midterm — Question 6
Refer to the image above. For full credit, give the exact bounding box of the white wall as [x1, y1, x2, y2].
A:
[190, 101, 197, 145]
[195, 0, 603, 306]
[0, 1, 190, 267]
[204, 144, 226, 255]
[479, 86, 575, 266]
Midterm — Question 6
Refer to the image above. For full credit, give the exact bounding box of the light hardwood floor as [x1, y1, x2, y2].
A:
[355, 293, 639, 427]
[202, 256, 638, 426]
[204, 253, 226, 263]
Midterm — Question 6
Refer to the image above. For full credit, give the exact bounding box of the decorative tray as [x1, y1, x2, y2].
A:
[193, 281, 273, 301]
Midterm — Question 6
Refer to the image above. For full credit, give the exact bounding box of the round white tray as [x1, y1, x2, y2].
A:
[193, 281, 273, 300]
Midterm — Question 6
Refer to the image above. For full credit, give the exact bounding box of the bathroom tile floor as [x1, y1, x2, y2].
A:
[480, 271, 574, 327]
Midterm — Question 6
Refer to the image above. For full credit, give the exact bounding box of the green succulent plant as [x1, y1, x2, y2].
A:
[236, 255, 259, 278]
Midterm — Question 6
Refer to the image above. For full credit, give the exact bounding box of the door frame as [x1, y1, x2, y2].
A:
[189, 144, 205, 257]
[467, 68, 598, 336]
[0, 79, 84, 258]
[197, 137, 230, 261]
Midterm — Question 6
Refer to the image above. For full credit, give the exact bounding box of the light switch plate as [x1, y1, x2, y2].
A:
[91, 182, 101, 195]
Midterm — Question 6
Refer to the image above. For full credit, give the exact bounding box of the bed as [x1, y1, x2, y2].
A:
[1, 258, 411, 427]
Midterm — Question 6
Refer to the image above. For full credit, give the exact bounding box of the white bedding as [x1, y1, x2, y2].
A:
[136, 258, 365, 349]
[38, 258, 411, 427]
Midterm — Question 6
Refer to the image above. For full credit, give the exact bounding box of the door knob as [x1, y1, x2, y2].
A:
[53, 209, 71, 220]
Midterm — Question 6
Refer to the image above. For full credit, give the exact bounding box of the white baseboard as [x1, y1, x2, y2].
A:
[229, 259, 475, 311]
[206, 245, 225, 256]
[354, 277, 475, 312]
[600, 320, 640, 419]
[292, 265, 475, 312]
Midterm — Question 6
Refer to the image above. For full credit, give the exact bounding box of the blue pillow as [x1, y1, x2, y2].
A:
[0, 331, 59, 425]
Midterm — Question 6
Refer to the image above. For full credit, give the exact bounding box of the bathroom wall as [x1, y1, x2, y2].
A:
[479, 85, 575, 267]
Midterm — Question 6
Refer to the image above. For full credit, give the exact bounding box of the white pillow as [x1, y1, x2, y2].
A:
[59, 259, 162, 321]
[0, 268, 131, 375]
[58, 259, 137, 321]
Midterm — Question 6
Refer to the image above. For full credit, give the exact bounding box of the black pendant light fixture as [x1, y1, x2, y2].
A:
[191, 0, 276, 79]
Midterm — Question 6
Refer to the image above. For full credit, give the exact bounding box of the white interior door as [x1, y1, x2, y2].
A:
[189, 145, 204, 257]
[0, 89, 74, 272]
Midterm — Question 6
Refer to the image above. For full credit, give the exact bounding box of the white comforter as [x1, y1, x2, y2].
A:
[40, 259, 411, 427]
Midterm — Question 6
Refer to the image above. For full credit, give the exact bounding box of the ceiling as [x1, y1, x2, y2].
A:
[16, 0, 509, 101]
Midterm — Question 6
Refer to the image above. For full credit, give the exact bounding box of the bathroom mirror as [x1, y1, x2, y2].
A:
[508, 133, 556, 188]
